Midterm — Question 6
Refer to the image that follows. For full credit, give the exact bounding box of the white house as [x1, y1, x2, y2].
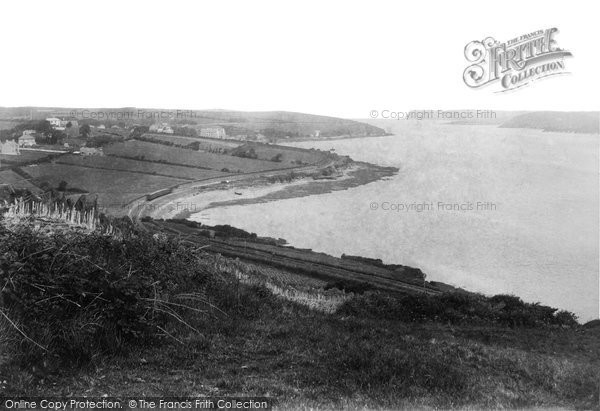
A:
[149, 123, 174, 134]
[80, 147, 104, 156]
[200, 127, 227, 139]
[0, 139, 20, 155]
[18, 131, 37, 147]
[46, 117, 62, 128]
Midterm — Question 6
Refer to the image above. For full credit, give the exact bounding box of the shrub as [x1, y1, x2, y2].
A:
[337, 292, 578, 328]
[0, 226, 222, 366]
[324, 280, 373, 294]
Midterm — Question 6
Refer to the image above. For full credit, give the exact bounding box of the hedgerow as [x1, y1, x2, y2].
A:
[337, 291, 578, 327]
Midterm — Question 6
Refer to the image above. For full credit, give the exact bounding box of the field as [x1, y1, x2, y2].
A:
[56, 154, 229, 181]
[23, 163, 187, 209]
[139, 133, 240, 150]
[145, 136, 332, 167]
[104, 140, 294, 172]
[233, 142, 331, 166]
[0, 169, 41, 192]
[0, 151, 54, 168]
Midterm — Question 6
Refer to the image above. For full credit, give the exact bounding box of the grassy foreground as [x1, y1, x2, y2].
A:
[0, 221, 598, 410]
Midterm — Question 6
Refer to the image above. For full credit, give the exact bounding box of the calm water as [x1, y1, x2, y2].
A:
[194, 122, 599, 321]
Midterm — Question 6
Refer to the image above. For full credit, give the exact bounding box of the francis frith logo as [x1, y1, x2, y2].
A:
[463, 28, 572, 92]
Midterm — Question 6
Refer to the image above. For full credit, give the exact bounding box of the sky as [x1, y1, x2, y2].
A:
[0, 0, 598, 118]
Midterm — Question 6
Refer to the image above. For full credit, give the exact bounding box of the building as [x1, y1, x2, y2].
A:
[18, 131, 37, 147]
[0, 139, 20, 155]
[80, 147, 104, 156]
[46, 117, 62, 128]
[46, 117, 79, 133]
[200, 127, 227, 139]
[149, 123, 174, 134]
[59, 119, 78, 128]
[254, 133, 268, 143]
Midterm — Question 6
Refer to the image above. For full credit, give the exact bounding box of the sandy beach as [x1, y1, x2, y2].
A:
[128, 162, 397, 221]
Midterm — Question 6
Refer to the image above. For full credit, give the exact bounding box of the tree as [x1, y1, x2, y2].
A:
[130, 125, 149, 139]
[48, 130, 66, 145]
[35, 120, 53, 134]
[80, 124, 92, 138]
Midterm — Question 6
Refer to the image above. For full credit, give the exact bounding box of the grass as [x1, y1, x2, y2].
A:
[103, 140, 296, 172]
[2, 304, 598, 409]
[56, 154, 229, 181]
[22, 163, 188, 209]
[0, 219, 598, 409]
[0, 151, 54, 167]
[138, 133, 240, 150]
[230, 142, 331, 166]
[0, 170, 41, 192]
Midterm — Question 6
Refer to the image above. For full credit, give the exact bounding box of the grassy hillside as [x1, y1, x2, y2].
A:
[499, 111, 599, 134]
[0, 107, 387, 139]
[0, 218, 598, 409]
[103, 140, 295, 173]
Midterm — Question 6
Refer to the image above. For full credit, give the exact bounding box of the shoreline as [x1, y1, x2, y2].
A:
[131, 160, 398, 221]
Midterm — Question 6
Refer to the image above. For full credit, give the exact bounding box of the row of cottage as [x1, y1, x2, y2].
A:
[0, 136, 103, 156]
[0, 130, 37, 155]
[149, 122, 227, 139]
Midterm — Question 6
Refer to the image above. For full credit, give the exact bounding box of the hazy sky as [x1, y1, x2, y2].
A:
[0, 0, 597, 118]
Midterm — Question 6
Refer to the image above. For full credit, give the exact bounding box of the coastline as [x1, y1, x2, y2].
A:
[132, 160, 398, 220]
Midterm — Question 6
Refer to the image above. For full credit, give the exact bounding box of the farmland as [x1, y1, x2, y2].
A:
[0, 169, 41, 193]
[56, 154, 229, 181]
[231, 142, 331, 166]
[0, 150, 55, 168]
[23, 163, 187, 211]
[1, 133, 346, 215]
[138, 134, 330, 166]
[104, 140, 294, 172]
[139, 133, 239, 150]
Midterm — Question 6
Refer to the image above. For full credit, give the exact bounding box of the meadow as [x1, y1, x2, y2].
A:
[231, 142, 331, 166]
[0, 151, 54, 167]
[0, 169, 41, 192]
[139, 133, 240, 150]
[23, 163, 187, 208]
[104, 140, 292, 172]
[56, 154, 229, 181]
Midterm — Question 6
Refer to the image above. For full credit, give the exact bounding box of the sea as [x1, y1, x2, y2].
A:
[191, 121, 599, 321]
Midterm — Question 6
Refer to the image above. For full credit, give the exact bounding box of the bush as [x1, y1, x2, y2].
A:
[324, 280, 373, 294]
[337, 292, 578, 328]
[0, 226, 223, 366]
